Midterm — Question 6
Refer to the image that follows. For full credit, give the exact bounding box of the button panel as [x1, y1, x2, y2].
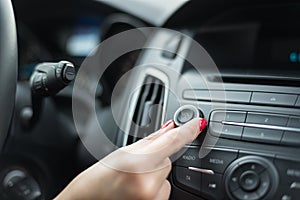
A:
[209, 110, 300, 146]
[174, 147, 300, 200]
[274, 156, 300, 200]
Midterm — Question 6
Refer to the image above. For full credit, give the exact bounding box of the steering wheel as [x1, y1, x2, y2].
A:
[0, 0, 18, 152]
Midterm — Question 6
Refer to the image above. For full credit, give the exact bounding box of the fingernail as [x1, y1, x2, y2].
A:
[199, 118, 207, 131]
[160, 120, 173, 129]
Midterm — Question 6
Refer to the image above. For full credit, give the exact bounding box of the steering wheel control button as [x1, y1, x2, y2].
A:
[174, 105, 202, 126]
[201, 173, 224, 200]
[239, 170, 260, 191]
[250, 92, 297, 107]
[210, 110, 247, 123]
[201, 148, 238, 174]
[246, 112, 289, 126]
[209, 122, 243, 139]
[175, 147, 201, 168]
[242, 127, 283, 144]
[174, 166, 201, 195]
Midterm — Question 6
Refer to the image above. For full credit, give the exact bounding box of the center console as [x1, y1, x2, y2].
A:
[115, 26, 300, 200]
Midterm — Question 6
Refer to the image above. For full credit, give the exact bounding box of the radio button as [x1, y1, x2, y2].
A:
[242, 127, 283, 144]
[295, 96, 300, 107]
[175, 147, 201, 168]
[250, 92, 297, 107]
[209, 122, 243, 139]
[246, 112, 289, 126]
[281, 131, 300, 146]
[210, 111, 246, 123]
[201, 148, 238, 174]
[201, 173, 224, 200]
[174, 166, 201, 194]
[287, 117, 300, 128]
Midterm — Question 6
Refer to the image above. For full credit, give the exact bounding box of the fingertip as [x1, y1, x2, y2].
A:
[160, 119, 174, 130]
[199, 118, 207, 132]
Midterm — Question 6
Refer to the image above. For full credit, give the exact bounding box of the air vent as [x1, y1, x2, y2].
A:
[127, 75, 165, 145]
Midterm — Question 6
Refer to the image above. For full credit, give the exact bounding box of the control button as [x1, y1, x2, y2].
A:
[281, 195, 292, 200]
[281, 131, 300, 146]
[210, 110, 247, 123]
[239, 170, 260, 191]
[256, 170, 271, 198]
[246, 112, 289, 126]
[174, 166, 201, 194]
[201, 148, 238, 174]
[274, 156, 300, 200]
[175, 147, 201, 168]
[290, 182, 300, 190]
[209, 122, 243, 139]
[183, 90, 251, 103]
[242, 127, 283, 144]
[201, 173, 224, 200]
[250, 92, 297, 106]
[239, 162, 266, 175]
[295, 96, 300, 107]
[173, 105, 201, 126]
[229, 167, 243, 192]
[233, 188, 259, 200]
[225, 156, 279, 200]
[274, 157, 300, 187]
[287, 117, 300, 128]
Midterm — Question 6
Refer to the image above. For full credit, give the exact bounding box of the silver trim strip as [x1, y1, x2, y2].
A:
[188, 167, 215, 175]
[222, 121, 300, 133]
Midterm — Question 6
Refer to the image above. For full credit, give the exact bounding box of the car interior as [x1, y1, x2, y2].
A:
[0, 0, 300, 199]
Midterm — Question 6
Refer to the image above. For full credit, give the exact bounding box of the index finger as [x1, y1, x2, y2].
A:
[145, 118, 206, 159]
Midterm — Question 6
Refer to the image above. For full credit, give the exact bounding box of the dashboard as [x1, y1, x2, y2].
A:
[1, 0, 300, 200]
[111, 2, 300, 200]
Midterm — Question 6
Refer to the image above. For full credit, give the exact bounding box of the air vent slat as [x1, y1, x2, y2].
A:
[127, 75, 165, 145]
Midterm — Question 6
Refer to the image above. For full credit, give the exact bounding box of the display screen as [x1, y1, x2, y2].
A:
[195, 24, 300, 72]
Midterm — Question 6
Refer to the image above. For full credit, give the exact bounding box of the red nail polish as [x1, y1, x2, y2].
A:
[160, 120, 173, 129]
[199, 118, 207, 131]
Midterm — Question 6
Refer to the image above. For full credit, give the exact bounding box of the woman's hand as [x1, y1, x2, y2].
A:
[54, 118, 207, 200]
